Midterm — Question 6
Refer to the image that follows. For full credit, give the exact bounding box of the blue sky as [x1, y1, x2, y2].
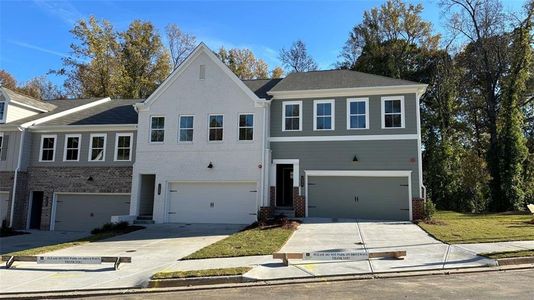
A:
[0, 0, 526, 86]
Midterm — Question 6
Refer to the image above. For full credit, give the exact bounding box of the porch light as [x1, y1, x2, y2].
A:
[353, 155, 358, 162]
[87, 176, 94, 181]
[207, 162, 214, 169]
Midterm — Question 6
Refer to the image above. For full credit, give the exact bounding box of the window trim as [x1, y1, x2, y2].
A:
[114, 132, 133, 162]
[237, 113, 254, 142]
[346, 98, 369, 130]
[178, 115, 194, 143]
[381, 96, 405, 129]
[0, 101, 6, 123]
[63, 134, 81, 162]
[313, 99, 335, 131]
[88, 133, 107, 162]
[208, 114, 224, 142]
[149, 115, 165, 144]
[39, 134, 57, 163]
[282, 101, 303, 132]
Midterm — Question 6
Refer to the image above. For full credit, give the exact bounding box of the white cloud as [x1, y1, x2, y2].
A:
[9, 40, 68, 57]
[33, 0, 83, 25]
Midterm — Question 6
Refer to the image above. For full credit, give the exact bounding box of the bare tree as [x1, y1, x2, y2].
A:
[165, 24, 197, 70]
[279, 40, 318, 73]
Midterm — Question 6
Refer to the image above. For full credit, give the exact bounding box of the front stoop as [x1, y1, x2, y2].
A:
[133, 215, 155, 225]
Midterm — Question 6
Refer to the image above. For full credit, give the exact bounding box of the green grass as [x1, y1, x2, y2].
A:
[152, 267, 252, 279]
[482, 250, 534, 259]
[418, 211, 534, 244]
[184, 226, 296, 259]
[4, 226, 144, 256]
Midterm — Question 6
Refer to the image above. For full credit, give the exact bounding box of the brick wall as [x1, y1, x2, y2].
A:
[27, 166, 132, 230]
[269, 186, 276, 207]
[293, 187, 305, 217]
[258, 206, 274, 221]
[412, 197, 425, 220]
[0, 171, 28, 229]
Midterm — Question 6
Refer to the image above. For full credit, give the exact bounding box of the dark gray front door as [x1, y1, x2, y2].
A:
[308, 176, 410, 220]
[276, 164, 294, 207]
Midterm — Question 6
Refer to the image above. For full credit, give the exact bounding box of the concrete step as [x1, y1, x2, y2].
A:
[137, 215, 153, 220]
[274, 209, 295, 218]
[133, 219, 155, 225]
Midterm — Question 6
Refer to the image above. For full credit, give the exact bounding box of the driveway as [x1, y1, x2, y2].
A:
[1, 230, 89, 255]
[0, 223, 243, 294]
[245, 218, 495, 280]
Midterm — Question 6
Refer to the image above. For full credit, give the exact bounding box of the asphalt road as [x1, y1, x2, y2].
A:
[86, 269, 534, 300]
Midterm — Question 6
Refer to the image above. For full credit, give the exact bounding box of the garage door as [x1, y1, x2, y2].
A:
[0, 192, 9, 226]
[308, 176, 410, 220]
[54, 194, 130, 231]
[168, 182, 257, 224]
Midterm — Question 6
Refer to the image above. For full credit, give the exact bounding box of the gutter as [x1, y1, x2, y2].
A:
[9, 126, 25, 228]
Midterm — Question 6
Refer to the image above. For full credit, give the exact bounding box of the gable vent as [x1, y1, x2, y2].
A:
[199, 65, 206, 80]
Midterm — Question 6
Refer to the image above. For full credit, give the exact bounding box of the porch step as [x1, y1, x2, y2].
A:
[274, 208, 295, 218]
[133, 219, 155, 225]
[137, 215, 153, 220]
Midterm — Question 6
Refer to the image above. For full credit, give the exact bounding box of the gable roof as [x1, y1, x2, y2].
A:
[1, 87, 56, 111]
[242, 79, 283, 99]
[269, 69, 424, 92]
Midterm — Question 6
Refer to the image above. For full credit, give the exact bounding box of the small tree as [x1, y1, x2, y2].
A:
[165, 24, 196, 70]
[279, 40, 318, 73]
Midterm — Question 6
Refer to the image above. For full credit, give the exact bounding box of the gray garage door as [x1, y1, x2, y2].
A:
[308, 176, 410, 221]
[54, 194, 130, 231]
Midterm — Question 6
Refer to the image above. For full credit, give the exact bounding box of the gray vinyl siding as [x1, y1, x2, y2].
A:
[271, 139, 420, 198]
[30, 131, 136, 167]
[270, 93, 417, 137]
[0, 131, 23, 171]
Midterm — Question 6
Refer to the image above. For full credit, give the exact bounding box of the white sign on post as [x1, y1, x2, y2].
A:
[303, 251, 369, 261]
[36, 256, 102, 265]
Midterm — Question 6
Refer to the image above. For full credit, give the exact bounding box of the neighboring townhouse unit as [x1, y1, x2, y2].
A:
[0, 87, 141, 230]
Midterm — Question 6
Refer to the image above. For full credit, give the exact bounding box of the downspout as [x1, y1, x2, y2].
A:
[259, 100, 271, 213]
[9, 126, 25, 228]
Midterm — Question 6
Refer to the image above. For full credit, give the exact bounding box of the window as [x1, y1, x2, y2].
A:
[178, 115, 194, 142]
[0, 133, 3, 159]
[347, 98, 369, 129]
[39, 135, 56, 162]
[89, 134, 106, 161]
[115, 133, 132, 161]
[238, 114, 254, 141]
[382, 96, 405, 128]
[150, 116, 165, 143]
[282, 101, 302, 131]
[0, 102, 5, 123]
[313, 100, 335, 131]
[208, 114, 223, 141]
[63, 134, 81, 161]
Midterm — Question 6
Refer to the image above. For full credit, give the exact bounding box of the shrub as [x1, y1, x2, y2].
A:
[424, 199, 437, 221]
[91, 221, 129, 234]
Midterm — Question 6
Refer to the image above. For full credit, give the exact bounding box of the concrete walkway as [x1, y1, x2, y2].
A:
[455, 241, 534, 254]
[0, 230, 89, 255]
[0, 223, 243, 294]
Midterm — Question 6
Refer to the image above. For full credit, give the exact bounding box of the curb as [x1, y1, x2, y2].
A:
[148, 275, 255, 288]
[497, 256, 534, 266]
[1, 263, 534, 299]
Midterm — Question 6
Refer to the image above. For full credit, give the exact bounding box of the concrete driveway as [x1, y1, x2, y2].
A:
[1, 230, 89, 255]
[0, 223, 243, 294]
[245, 218, 495, 280]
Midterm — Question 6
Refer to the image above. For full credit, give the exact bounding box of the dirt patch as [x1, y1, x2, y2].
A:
[244, 216, 302, 231]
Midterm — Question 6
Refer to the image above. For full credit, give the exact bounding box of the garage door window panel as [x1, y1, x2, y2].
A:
[150, 116, 165, 143]
[382, 97, 405, 129]
[283, 101, 302, 131]
[178, 115, 194, 142]
[39, 135, 56, 162]
[208, 114, 223, 141]
[313, 100, 335, 131]
[238, 114, 254, 141]
[115, 133, 132, 161]
[89, 134, 106, 161]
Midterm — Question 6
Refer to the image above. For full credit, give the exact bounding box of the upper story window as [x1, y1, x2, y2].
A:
[150, 116, 165, 143]
[282, 101, 302, 131]
[0, 102, 6, 123]
[347, 98, 369, 129]
[179, 115, 194, 142]
[238, 114, 254, 141]
[382, 96, 405, 129]
[89, 133, 106, 162]
[208, 114, 223, 141]
[39, 135, 56, 162]
[115, 133, 132, 161]
[63, 134, 81, 161]
[313, 100, 335, 131]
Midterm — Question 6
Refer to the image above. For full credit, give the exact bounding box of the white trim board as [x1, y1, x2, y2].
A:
[30, 124, 137, 133]
[269, 134, 418, 142]
[268, 85, 428, 100]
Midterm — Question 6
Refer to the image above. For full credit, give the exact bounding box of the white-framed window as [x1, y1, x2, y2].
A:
[208, 114, 223, 141]
[150, 116, 165, 143]
[381, 96, 405, 129]
[115, 133, 133, 161]
[313, 99, 335, 131]
[63, 134, 81, 162]
[178, 115, 194, 142]
[347, 98, 369, 130]
[39, 134, 56, 162]
[238, 113, 254, 141]
[0, 101, 5, 123]
[282, 101, 302, 131]
[88, 133, 106, 162]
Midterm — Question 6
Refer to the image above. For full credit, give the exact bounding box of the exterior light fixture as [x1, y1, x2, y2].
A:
[87, 176, 94, 181]
[353, 155, 358, 162]
[207, 162, 214, 169]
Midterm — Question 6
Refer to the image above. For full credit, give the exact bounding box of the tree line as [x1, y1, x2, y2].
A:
[0, 0, 532, 213]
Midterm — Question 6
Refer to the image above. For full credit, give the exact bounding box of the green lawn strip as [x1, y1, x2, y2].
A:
[481, 250, 534, 259]
[184, 227, 295, 260]
[4, 226, 144, 256]
[152, 267, 252, 279]
[418, 211, 534, 244]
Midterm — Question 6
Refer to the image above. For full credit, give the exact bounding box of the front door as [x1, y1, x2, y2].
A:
[30, 191, 44, 229]
[276, 164, 294, 207]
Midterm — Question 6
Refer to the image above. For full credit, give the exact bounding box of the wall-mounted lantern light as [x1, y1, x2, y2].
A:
[87, 176, 94, 182]
[158, 183, 161, 195]
[207, 162, 214, 169]
[353, 155, 358, 162]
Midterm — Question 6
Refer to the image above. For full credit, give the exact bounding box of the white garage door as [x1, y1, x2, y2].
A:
[0, 192, 10, 226]
[54, 194, 130, 231]
[168, 182, 257, 224]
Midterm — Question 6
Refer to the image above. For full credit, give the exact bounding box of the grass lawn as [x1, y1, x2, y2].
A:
[184, 226, 296, 260]
[152, 267, 252, 279]
[4, 225, 144, 256]
[482, 250, 534, 259]
[418, 211, 534, 244]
